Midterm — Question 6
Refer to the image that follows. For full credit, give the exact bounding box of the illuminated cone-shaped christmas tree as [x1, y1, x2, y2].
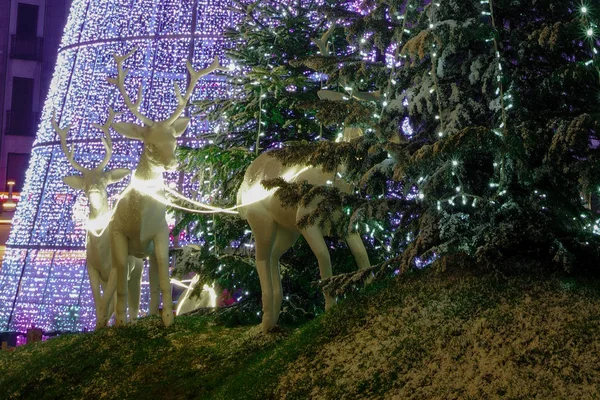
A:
[0, 0, 236, 334]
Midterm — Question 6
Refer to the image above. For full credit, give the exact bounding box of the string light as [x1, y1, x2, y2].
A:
[580, 4, 599, 71]
[427, 0, 515, 213]
[579, 3, 600, 236]
[83, 174, 243, 241]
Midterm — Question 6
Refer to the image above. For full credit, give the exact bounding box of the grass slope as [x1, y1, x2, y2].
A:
[2, 270, 600, 399]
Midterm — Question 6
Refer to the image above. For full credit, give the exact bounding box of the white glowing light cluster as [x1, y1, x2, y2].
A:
[580, 4, 599, 70]
[0, 0, 240, 333]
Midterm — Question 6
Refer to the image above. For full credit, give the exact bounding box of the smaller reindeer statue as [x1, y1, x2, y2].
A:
[175, 275, 218, 315]
[52, 110, 144, 328]
[237, 128, 371, 333]
[98, 49, 225, 327]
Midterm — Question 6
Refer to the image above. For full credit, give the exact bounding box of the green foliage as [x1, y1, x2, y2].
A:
[194, 0, 339, 147]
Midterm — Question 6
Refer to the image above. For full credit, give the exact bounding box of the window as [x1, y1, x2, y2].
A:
[7, 153, 30, 192]
[8, 77, 36, 137]
[10, 4, 42, 61]
[16, 3, 38, 38]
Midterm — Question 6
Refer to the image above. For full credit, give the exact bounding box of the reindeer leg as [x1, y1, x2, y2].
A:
[301, 225, 335, 310]
[247, 211, 277, 333]
[111, 231, 129, 327]
[148, 255, 160, 315]
[127, 256, 143, 322]
[153, 230, 174, 327]
[346, 233, 370, 269]
[270, 229, 299, 324]
[106, 293, 115, 323]
[86, 263, 104, 329]
[98, 267, 116, 329]
[98, 280, 115, 327]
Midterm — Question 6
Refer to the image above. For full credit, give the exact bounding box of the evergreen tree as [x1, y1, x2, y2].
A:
[174, 0, 600, 322]
[387, 0, 600, 272]
[278, 0, 600, 275]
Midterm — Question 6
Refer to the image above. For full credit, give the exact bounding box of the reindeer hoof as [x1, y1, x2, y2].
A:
[162, 312, 174, 327]
[114, 313, 127, 327]
[324, 295, 336, 311]
[261, 315, 277, 333]
[95, 318, 107, 330]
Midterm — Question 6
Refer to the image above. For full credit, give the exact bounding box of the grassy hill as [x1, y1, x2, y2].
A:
[2, 269, 600, 399]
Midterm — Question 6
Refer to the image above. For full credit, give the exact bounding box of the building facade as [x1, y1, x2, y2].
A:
[0, 0, 70, 193]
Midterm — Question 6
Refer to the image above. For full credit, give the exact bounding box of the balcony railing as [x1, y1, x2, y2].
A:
[5, 110, 39, 137]
[9, 35, 43, 61]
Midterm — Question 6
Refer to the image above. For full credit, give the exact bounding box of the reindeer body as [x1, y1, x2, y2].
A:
[103, 153, 172, 326]
[98, 50, 225, 328]
[238, 153, 351, 231]
[110, 189, 162, 258]
[237, 151, 370, 333]
[110, 170, 166, 259]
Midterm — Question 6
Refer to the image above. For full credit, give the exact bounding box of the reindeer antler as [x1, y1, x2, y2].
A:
[338, 77, 381, 102]
[311, 22, 337, 57]
[107, 48, 154, 126]
[52, 111, 87, 173]
[91, 108, 120, 171]
[161, 56, 226, 125]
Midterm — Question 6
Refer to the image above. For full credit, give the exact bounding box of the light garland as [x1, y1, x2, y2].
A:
[174, 275, 217, 314]
[427, 2, 446, 139]
[86, 162, 316, 241]
[483, 0, 512, 133]
[417, 0, 514, 210]
[0, 0, 241, 333]
[85, 174, 242, 240]
[380, 0, 415, 120]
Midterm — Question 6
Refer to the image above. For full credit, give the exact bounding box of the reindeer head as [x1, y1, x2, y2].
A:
[53, 109, 131, 216]
[108, 49, 225, 172]
[111, 119, 185, 172]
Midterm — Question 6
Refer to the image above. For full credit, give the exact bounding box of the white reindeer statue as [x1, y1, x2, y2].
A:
[236, 130, 371, 333]
[98, 49, 225, 327]
[52, 110, 144, 328]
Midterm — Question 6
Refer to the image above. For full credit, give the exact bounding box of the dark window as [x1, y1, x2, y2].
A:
[16, 3, 38, 38]
[7, 77, 36, 136]
[10, 4, 42, 61]
[7, 153, 30, 192]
